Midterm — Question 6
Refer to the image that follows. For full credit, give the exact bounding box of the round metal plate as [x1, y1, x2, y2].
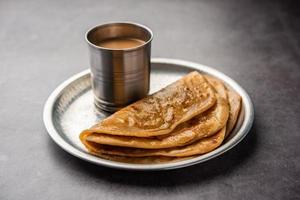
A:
[43, 58, 254, 171]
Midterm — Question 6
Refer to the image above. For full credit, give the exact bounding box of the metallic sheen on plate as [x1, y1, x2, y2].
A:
[43, 58, 254, 171]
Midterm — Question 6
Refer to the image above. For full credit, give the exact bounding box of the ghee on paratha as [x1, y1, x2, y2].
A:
[81, 71, 216, 137]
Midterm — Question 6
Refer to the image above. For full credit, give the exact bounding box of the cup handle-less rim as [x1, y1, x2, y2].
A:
[85, 21, 154, 52]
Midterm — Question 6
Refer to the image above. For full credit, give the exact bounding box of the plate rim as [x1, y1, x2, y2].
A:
[43, 58, 254, 171]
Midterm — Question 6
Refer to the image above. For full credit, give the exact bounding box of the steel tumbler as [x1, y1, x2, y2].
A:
[85, 22, 153, 112]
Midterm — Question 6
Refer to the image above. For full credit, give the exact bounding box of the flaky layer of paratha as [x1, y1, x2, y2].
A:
[225, 89, 242, 137]
[85, 127, 226, 157]
[206, 76, 241, 138]
[81, 71, 216, 137]
[205, 75, 227, 100]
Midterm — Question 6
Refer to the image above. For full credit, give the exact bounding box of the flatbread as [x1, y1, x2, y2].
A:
[80, 76, 229, 149]
[81, 71, 216, 137]
[86, 127, 226, 158]
[81, 96, 228, 149]
[83, 78, 228, 157]
[79, 73, 239, 164]
[225, 89, 242, 137]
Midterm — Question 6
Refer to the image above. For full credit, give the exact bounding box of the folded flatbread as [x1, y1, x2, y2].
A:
[80, 73, 241, 164]
[83, 78, 228, 157]
[81, 96, 228, 149]
[81, 77, 229, 155]
[81, 71, 216, 137]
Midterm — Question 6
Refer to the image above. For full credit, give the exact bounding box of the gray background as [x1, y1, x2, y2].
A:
[1, 0, 299, 199]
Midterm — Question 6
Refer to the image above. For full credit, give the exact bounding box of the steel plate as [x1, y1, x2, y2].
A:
[43, 58, 254, 170]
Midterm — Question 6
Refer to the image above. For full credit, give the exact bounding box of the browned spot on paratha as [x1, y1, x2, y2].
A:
[87, 127, 226, 158]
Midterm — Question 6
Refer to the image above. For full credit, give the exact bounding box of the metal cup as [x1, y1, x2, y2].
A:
[85, 22, 153, 112]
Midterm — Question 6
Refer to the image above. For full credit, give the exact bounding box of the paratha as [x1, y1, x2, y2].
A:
[79, 72, 243, 164]
[81, 71, 216, 137]
[81, 96, 228, 149]
[80, 76, 228, 149]
[82, 78, 229, 158]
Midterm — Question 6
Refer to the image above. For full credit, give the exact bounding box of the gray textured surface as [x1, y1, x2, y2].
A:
[1, 0, 299, 199]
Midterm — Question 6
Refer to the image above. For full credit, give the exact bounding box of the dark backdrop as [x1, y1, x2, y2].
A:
[0, 0, 299, 199]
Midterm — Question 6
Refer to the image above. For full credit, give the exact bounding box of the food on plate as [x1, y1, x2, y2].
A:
[80, 71, 242, 163]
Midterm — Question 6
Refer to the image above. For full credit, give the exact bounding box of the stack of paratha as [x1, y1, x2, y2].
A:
[80, 71, 241, 164]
